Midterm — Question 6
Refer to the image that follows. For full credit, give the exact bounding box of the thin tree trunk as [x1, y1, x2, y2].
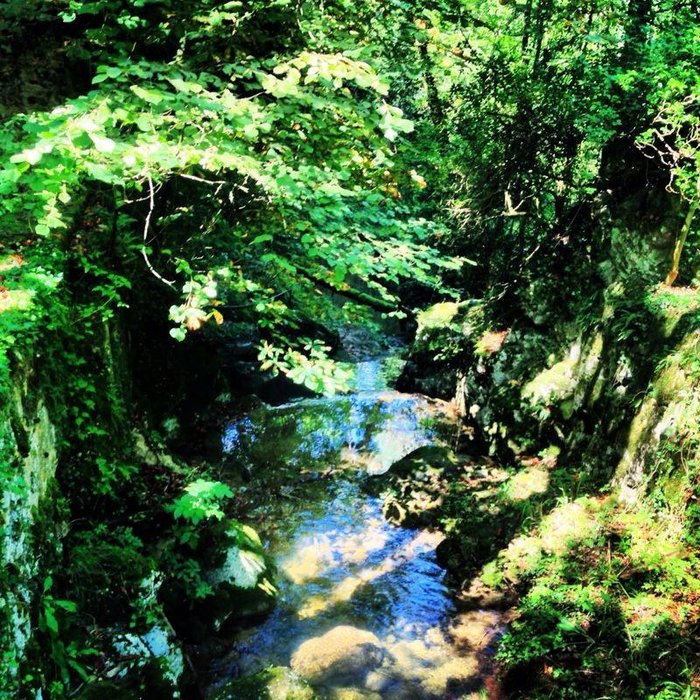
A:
[665, 191, 699, 286]
[532, 0, 552, 76]
[420, 43, 444, 125]
[522, 0, 533, 52]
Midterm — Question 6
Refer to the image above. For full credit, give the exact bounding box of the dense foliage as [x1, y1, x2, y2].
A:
[1, 0, 460, 394]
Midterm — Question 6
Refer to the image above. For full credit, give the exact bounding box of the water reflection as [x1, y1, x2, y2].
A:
[222, 390, 455, 479]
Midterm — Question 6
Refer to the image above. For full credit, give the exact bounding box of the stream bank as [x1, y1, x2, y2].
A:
[396, 282, 700, 697]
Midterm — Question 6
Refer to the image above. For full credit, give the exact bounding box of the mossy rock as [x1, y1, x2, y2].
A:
[77, 658, 181, 700]
[654, 363, 687, 403]
[163, 518, 277, 642]
[210, 666, 317, 700]
[204, 520, 277, 621]
[364, 445, 459, 493]
[66, 531, 156, 626]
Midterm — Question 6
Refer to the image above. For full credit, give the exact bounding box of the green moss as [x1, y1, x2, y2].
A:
[654, 365, 688, 403]
[522, 357, 577, 405]
[614, 396, 660, 496]
[504, 468, 550, 502]
[416, 302, 462, 332]
[66, 528, 156, 627]
[210, 667, 317, 700]
[646, 285, 700, 337]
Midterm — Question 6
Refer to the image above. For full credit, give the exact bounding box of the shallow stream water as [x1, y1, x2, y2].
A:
[213, 358, 501, 699]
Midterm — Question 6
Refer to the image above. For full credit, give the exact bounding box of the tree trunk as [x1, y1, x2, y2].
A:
[665, 193, 699, 286]
[420, 43, 444, 125]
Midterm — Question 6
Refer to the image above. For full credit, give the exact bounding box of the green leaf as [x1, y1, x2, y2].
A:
[167, 77, 203, 94]
[130, 85, 164, 104]
[89, 134, 116, 153]
[44, 607, 59, 635]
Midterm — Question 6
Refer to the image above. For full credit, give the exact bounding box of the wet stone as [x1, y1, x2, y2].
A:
[290, 626, 386, 685]
[364, 445, 465, 528]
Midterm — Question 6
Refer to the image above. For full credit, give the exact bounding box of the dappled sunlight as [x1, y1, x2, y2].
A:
[220, 364, 496, 697]
[381, 632, 479, 696]
[222, 361, 458, 480]
[363, 424, 431, 475]
[448, 610, 503, 651]
[505, 466, 549, 501]
[334, 525, 391, 565]
[496, 534, 544, 584]
[483, 497, 603, 585]
[0, 253, 25, 272]
[282, 537, 336, 585]
[416, 301, 462, 333]
[0, 288, 32, 314]
[540, 500, 600, 555]
[3, 1, 699, 697]
[282, 524, 391, 586]
[522, 333, 606, 417]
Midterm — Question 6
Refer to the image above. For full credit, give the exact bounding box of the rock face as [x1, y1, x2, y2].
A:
[1, 370, 60, 696]
[111, 623, 185, 692]
[290, 626, 386, 685]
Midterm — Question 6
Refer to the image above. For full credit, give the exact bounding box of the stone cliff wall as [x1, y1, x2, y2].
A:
[1, 356, 60, 696]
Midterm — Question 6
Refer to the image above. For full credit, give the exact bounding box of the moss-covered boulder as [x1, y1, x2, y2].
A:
[210, 666, 316, 700]
[163, 518, 276, 642]
[193, 520, 276, 634]
[397, 301, 483, 400]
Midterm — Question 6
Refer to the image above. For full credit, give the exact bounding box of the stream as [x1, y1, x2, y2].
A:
[211, 356, 502, 699]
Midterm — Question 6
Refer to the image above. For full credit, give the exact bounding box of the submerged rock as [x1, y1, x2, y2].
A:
[328, 689, 382, 700]
[210, 666, 316, 700]
[364, 445, 461, 527]
[290, 626, 386, 684]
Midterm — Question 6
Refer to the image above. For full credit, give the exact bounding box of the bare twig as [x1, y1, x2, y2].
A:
[141, 174, 176, 287]
[178, 173, 228, 186]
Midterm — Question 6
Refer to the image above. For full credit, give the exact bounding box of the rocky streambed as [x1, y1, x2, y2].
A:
[204, 357, 506, 699]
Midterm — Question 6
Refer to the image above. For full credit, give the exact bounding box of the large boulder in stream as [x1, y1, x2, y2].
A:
[290, 626, 386, 685]
[363, 445, 462, 527]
